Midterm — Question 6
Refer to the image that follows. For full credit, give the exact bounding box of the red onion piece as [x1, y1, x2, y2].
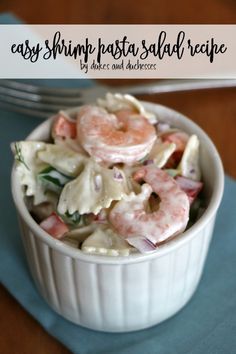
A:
[113, 167, 124, 181]
[143, 159, 154, 166]
[175, 176, 203, 204]
[156, 122, 171, 132]
[93, 209, 107, 224]
[127, 237, 157, 253]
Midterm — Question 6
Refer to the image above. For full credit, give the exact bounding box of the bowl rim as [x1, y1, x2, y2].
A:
[11, 101, 224, 265]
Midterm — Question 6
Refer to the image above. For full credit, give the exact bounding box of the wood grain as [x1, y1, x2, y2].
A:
[0, 0, 236, 24]
[0, 2, 236, 354]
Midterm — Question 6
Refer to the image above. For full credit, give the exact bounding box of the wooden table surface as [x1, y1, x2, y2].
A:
[0, 1, 236, 353]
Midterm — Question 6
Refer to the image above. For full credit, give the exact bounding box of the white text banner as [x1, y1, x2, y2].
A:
[0, 25, 235, 78]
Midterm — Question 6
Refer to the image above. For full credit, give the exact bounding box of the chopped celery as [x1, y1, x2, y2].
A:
[38, 166, 72, 193]
[164, 169, 179, 178]
[62, 211, 82, 226]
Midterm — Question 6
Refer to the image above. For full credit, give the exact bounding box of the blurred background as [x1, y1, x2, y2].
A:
[0, 2, 236, 354]
[0, 0, 236, 23]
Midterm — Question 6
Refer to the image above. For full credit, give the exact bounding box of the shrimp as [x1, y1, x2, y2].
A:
[109, 166, 190, 246]
[76, 106, 156, 164]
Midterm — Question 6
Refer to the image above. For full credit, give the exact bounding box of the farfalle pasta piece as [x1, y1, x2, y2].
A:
[57, 160, 130, 215]
[38, 144, 86, 177]
[54, 136, 89, 155]
[81, 226, 134, 256]
[97, 92, 157, 123]
[11, 141, 49, 204]
[148, 140, 176, 168]
[178, 134, 201, 181]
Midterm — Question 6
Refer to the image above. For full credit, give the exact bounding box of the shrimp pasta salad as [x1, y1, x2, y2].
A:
[12, 93, 205, 256]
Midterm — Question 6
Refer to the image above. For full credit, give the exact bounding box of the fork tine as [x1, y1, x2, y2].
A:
[0, 79, 108, 118]
[0, 79, 98, 97]
[0, 101, 51, 118]
[0, 85, 84, 106]
[0, 92, 74, 114]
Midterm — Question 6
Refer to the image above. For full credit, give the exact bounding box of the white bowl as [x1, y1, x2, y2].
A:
[11, 102, 224, 332]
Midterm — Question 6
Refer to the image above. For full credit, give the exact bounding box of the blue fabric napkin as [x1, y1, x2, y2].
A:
[1, 13, 236, 354]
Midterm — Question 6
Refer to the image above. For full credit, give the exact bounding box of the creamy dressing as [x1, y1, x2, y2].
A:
[13, 94, 202, 255]
[57, 160, 130, 215]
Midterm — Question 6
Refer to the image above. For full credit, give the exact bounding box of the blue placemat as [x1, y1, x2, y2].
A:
[1, 13, 236, 354]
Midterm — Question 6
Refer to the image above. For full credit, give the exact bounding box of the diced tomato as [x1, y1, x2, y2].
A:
[40, 212, 69, 239]
[52, 113, 77, 139]
[162, 131, 189, 151]
[164, 151, 182, 169]
[162, 132, 189, 168]
[175, 176, 203, 204]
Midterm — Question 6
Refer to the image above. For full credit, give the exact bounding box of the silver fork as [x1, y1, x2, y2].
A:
[0, 79, 236, 118]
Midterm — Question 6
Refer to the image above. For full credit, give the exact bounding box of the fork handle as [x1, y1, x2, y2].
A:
[117, 79, 236, 96]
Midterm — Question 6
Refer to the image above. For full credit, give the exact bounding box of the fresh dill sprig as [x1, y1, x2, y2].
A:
[14, 142, 30, 170]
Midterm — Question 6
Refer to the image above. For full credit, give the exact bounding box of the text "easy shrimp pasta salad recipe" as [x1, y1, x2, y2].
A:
[12, 93, 205, 256]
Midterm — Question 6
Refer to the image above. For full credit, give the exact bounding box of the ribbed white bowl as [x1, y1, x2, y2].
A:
[11, 102, 224, 332]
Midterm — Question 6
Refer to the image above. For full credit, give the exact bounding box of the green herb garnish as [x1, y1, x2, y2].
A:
[14, 142, 30, 170]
